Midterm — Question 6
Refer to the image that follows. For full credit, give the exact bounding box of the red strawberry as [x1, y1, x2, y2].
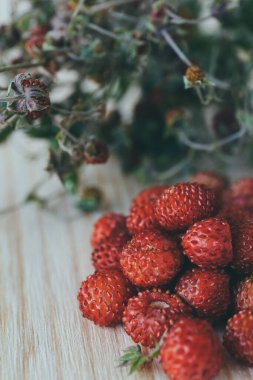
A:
[224, 310, 253, 366]
[234, 276, 253, 312]
[217, 206, 253, 228]
[231, 222, 253, 275]
[175, 268, 230, 320]
[155, 183, 217, 231]
[223, 178, 253, 212]
[83, 138, 109, 164]
[90, 212, 127, 248]
[131, 185, 168, 207]
[92, 229, 130, 271]
[120, 230, 183, 288]
[190, 170, 227, 195]
[77, 269, 131, 326]
[127, 201, 159, 235]
[127, 185, 168, 234]
[160, 317, 224, 380]
[182, 217, 232, 268]
[123, 289, 192, 348]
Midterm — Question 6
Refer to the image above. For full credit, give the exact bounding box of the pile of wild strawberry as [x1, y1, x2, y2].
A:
[77, 171, 253, 380]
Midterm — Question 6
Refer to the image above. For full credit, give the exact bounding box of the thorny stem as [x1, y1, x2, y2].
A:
[0, 61, 42, 73]
[179, 125, 247, 152]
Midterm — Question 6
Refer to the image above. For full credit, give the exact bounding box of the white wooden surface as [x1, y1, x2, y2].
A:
[0, 133, 253, 380]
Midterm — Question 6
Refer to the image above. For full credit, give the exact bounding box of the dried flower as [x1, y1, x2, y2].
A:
[7, 73, 50, 120]
[184, 65, 206, 88]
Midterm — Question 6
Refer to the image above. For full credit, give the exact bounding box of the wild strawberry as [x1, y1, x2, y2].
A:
[231, 222, 253, 275]
[127, 202, 159, 235]
[77, 269, 131, 326]
[130, 185, 168, 207]
[234, 276, 253, 312]
[223, 178, 253, 212]
[90, 212, 127, 248]
[224, 310, 253, 366]
[127, 185, 168, 235]
[160, 317, 224, 380]
[175, 268, 230, 320]
[218, 205, 253, 228]
[155, 183, 216, 232]
[182, 217, 233, 268]
[92, 229, 130, 271]
[190, 170, 227, 195]
[25, 25, 47, 57]
[120, 230, 183, 288]
[123, 289, 192, 348]
[83, 138, 109, 164]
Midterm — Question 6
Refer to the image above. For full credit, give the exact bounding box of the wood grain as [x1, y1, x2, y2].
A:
[0, 134, 253, 380]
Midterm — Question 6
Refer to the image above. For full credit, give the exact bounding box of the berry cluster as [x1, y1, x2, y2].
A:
[77, 171, 253, 380]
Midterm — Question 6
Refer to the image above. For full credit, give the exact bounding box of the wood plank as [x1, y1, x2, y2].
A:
[0, 134, 253, 380]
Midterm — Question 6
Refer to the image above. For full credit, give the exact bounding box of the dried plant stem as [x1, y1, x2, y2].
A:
[161, 29, 192, 66]
[87, 23, 119, 40]
[0, 95, 23, 103]
[83, 0, 140, 14]
[161, 29, 230, 90]
[179, 126, 247, 152]
[55, 122, 79, 144]
[0, 61, 42, 73]
[0, 114, 19, 131]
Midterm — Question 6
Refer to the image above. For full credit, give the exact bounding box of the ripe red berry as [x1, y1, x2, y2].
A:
[131, 185, 168, 207]
[90, 212, 127, 248]
[127, 201, 159, 235]
[218, 206, 253, 228]
[120, 230, 183, 288]
[155, 183, 217, 231]
[84, 138, 109, 164]
[77, 269, 131, 326]
[223, 178, 253, 212]
[190, 170, 227, 195]
[182, 217, 232, 268]
[123, 289, 192, 348]
[231, 222, 253, 275]
[234, 276, 253, 312]
[160, 317, 223, 380]
[224, 310, 253, 366]
[127, 185, 168, 234]
[92, 229, 130, 271]
[175, 268, 230, 320]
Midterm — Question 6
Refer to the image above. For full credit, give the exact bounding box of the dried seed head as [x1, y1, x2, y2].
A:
[184, 65, 205, 88]
[7, 73, 50, 120]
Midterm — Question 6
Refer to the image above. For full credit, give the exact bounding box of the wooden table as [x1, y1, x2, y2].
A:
[1, 134, 253, 380]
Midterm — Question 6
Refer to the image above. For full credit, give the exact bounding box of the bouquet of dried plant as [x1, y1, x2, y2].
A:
[0, 0, 252, 211]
